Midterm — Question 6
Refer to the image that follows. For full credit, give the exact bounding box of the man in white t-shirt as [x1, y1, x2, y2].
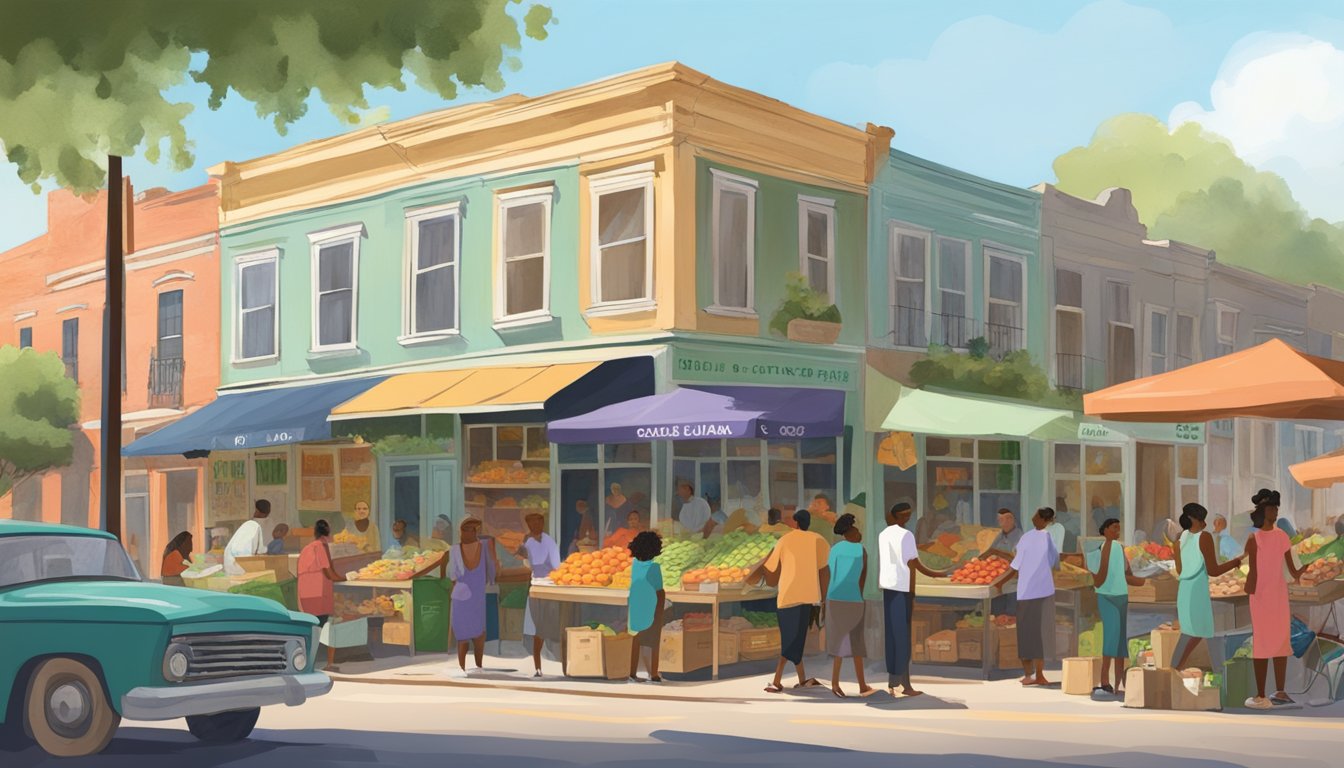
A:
[224, 499, 271, 576]
[878, 502, 949, 697]
[675, 482, 715, 539]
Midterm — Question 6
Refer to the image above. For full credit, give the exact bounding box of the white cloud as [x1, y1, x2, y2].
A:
[1170, 34, 1344, 222]
[804, 0, 1192, 186]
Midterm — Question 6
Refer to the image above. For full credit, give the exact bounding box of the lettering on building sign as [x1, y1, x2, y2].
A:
[675, 354, 853, 386]
[635, 424, 736, 439]
[1174, 423, 1204, 443]
[760, 425, 807, 437]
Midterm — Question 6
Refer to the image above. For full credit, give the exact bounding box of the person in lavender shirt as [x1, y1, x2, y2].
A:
[996, 507, 1060, 687]
[515, 512, 562, 678]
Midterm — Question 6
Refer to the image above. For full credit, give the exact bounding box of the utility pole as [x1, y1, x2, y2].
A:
[100, 156, 124, 536]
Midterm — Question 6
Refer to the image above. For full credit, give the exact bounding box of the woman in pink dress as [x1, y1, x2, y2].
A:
[1243, 489, 1305, 709]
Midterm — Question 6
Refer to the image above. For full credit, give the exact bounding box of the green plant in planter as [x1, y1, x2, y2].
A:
[769, 272, 841, 336]
[370, 434, 453, 457]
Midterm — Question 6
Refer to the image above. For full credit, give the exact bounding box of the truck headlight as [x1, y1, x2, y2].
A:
[163, 643, 191, 682]
[291, 645, 308, 672]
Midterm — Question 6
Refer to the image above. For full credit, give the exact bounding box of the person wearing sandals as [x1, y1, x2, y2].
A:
[626, 530, 666, 683]
[1090, 518, 1145, 699]
[997, 507, 1059, 687]
[1171, 503, 1243, 676]
[750, 510, 830, 694]
[1244, 489, 1305, 709]
[826, 513, 876, 698]
[880, 502, 951, 698]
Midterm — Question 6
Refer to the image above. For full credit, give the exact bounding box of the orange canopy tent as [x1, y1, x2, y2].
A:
[1290, 448, 1344, 489]
[1084, 339, 1344, 423]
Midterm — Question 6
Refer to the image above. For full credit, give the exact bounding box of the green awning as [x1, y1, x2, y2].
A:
[864, 366, 905, 432]
[881, 389, 1076, 440]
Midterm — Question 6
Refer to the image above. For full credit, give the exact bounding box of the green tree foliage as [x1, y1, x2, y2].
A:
[0, 347, 80, 489]
[909, 343, 1080, 409]
[0, 0, 555, 194]
[1053, 114, 1344, 290]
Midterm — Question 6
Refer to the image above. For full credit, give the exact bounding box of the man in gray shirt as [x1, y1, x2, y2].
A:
[989, 508, 1024, 553]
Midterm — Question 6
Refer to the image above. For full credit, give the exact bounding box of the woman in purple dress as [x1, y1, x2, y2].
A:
[450, 518, 495, 677]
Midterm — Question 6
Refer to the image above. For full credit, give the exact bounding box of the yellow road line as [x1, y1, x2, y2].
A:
[798, 710, 1344, 731]
[486, 707, 682, 724]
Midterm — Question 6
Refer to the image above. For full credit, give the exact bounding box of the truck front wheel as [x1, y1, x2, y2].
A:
[23, 658, 120, 757]
[186, 708, 260, 743]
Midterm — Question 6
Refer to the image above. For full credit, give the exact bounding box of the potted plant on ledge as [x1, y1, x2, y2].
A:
[770, 272, 842, 344]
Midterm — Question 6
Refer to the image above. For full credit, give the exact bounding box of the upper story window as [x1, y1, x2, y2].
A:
[1216, 304, 1238, 357]
[710, 170, 757, 316]
[985, 249, 1025, 355]
[1054, 268, 1084, 389]
[1106, 281, 1134, 385]
[61, 318, 78, 382]
[1145, 306, 1171, 375]
[404, 203, 461, 340]
[937, 238, 970, 348]
[591, 168, 655, 312]
[798, 196, 835, 298]
[157, 290, 183, 359]
[1175, 314, 1197, 368]
[235, 249, 279, 363]
[18, 327, 31, 349]
[497, 187, 553, 325]
[889, 224, 928, 348]
[308, 224, 363, 351]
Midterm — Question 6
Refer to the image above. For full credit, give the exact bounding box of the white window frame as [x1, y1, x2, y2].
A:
[307, 223, 363, 353]
[589, 167, 656, 316]
[1175, 313, 1198, 368]
[888, 222, 931, 349]
[1144, 305, 1172, 376]
[797, 195, 836, 299]
[233, 248, 280, 364]
[401, 202, 462, 344]
[1106, 280, 1135, 383]
[1053, 268, 1085, 384]
[1215, 303, 1239, 357]
[495, 186, 554, 327]
[984, 247, 1027, 352]
[937, 236, 971, 348]
[709, 169, 758, 317]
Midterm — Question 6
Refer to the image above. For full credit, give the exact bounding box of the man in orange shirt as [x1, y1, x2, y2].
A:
[604, 510, 645, 550]
[750, 510, 830, 693]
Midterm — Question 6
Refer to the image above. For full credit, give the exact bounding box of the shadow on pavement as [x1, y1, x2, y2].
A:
[0, 726, 1255, 768]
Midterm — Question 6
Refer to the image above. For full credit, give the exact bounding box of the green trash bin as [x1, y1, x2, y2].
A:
[277, 578, 299, 612]
[413, 576, 452, 653]
[1223, 657, 1255, 708]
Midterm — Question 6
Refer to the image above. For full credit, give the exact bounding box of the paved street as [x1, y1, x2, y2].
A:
[4, 674, 1340, 768]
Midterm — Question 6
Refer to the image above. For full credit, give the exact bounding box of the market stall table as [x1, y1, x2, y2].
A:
[527, 582, 778, 680]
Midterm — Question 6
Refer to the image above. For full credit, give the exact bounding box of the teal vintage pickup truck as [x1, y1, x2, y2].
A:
[0, 520, 331, 757]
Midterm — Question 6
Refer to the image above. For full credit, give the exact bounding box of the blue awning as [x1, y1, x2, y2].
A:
[547, 385, 846, 444]
[123, 377, 388, 457]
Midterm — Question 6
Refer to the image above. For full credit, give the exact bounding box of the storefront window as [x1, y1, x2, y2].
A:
[253, 452, 290, 530]
[465, 424, 551, 568]
[558, 443, 653, 555]
[1054, 442, 1123, 551]
[925, 439, 1020, 530]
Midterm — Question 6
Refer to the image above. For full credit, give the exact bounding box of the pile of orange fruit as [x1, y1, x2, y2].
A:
[949, 556, 1010, 585]
[682, 565, 750, 587]
[548, 546, 632, 587]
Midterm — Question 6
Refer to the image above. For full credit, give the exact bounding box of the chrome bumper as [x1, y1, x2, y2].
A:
[120, 672, 332, 721]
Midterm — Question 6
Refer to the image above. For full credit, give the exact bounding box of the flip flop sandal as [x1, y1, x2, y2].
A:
[794, 678, 824, 688]
[858, 688, 880, 698]
[1270, 694, 1296, 706]
[764, 683, 785, 693]
[831, 688, 847, 699]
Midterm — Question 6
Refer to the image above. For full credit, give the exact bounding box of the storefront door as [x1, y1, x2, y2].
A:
[380, 458, 458, 546]
[165, 470, 198, 544]
[1136, 442, 1174, 542]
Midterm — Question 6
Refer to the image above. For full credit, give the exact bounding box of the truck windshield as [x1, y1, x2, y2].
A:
[0, 535, 141, 589]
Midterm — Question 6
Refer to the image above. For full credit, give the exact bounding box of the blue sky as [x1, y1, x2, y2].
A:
[4, 0, 1344, 251]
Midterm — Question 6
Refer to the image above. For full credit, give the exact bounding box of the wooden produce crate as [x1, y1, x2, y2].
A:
[911, 619, 932, 662]
[235, 555, 293, 580]
[500, 607, 524, 642]
[997, 627, 1021, 670]
[1289, 579, 1344, 605]
[926, 630, 957, 663]
[660, 628, 713, 673]
[1129, 573, 1179, 603]
[738, 627, 782, 660]
[718, 629, 740, 666]
[382, 620, 412, 646]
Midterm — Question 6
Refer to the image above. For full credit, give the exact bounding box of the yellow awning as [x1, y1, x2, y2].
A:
[330, 361, 602, 419]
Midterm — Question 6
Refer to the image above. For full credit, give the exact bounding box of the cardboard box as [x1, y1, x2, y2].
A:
[1151, 628, 1211, 669]
[660, 628, 713, 673]
[382, 620, 412, 646]
[601, 633, 634, 680]
[737, 627, 782, 660]
[926, 630, 958, 663]
[1062, 657, 1103, 695]
[235, 555, 293, 580]
[500, 607, 524, 642]
[565, 627, 606, 678]
[1171, 672, 1221, 711]
[718, 629, 740, 666]
[1129, 574, 1179, 603]
[956, 627, 989, 662]
[1123, 667, 1172, 710]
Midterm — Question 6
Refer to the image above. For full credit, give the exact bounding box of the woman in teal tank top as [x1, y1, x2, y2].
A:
[1090, 518, 1144, 697]
[1173, 503, 1243, 670]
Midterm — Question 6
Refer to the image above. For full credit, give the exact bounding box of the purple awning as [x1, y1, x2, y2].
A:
[547, 385, 846, 444]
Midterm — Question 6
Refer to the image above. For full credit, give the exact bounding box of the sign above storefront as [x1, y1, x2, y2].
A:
[1077, 422, 1204, 444]
[672, 347, 858, 389]
[213, 428, 307, 450]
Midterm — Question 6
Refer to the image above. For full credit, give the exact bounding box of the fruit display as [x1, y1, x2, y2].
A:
[742, 610, 779, 628]
[918, 551, 953, 571]
[991, 613, 1016, 628]
[682, 565, 751, 588]
[1141, 542, 1174, 561]
[654, 539, 704, 590]
[1300, 554, 1343, 586]
[1055, 561, 1093, 588]
[519, 495, 549, 509]
[333, 529, 360, 545]
[949, 555, 1011, 585]
[467, 460, 550, 486]
[697, 531, 776, 571]
[547, 545, 632, 587]
[918, 525, 996, 564]
[1210, 570, 1246, 597]
[351, 549, 443, 581]
[334, 591, 408, 621]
